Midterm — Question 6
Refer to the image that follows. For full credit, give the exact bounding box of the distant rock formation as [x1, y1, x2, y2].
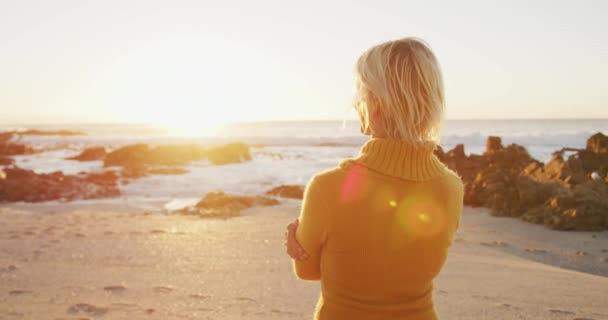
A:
[102, 143, 251, 180]
[171, 191, 279, 218]
[16, 129, 86, 136]
[0, 167, 120, 202]
[0, 132, 36, 156]
[67, 147, 107, 161]
[266, 185, 305, 199]
[436, 133, 608, 230]
[0, 157, 15, 166]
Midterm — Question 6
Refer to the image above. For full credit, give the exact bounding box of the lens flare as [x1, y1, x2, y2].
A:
[389, 195, 447, 250]
[340, 164, 368, 203]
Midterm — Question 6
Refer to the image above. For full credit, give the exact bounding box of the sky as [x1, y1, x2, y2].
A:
[1, 0, 607, 126]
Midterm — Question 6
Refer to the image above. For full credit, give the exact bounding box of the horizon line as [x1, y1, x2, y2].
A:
[1, 117, 608, 126]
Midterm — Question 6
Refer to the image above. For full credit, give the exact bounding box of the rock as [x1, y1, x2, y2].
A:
[17, 129, 85, 136]
[147, 167, 188, 175]
[433, 145, 445, 162]
[521, 180, 608, 230]
[104, 143, 252, 180]
[104, 143, 250, 168]
[0, 157, 14, 165]
[83, 171, 120, 187]
[121, 165, 148, 179]
[0, 167, 120, 202]
[485, 136, 503, 154]
[0, 132, 14, 145]
[104, 144, 151, 168]
[568, 149, 608, 179]
[266, 185, 305, 199]
[195, 191, 279, 210]
[0, 143, 35, 156]
[173, 191, 279, 218]
[0, 131, 37, 156]
[67, 147, 106, 161]
[447, 144, 466, 159]
[587, 132, 608, 154]
[205, 143, 252, 165]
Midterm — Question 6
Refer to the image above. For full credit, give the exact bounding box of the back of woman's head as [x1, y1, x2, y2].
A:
[354, 37, 444, 143]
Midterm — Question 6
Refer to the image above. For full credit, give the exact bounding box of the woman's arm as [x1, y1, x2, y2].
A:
[285, 219, 309, 261]
[289, 175, 329, 280]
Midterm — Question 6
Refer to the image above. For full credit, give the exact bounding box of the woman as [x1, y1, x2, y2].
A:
[285, 37, 464, 319]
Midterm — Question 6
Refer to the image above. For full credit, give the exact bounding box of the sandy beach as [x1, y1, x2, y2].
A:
[1, 202, 607, 320]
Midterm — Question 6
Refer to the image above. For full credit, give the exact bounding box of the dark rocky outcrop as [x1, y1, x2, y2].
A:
[67, 147, 107, 161]
[266, 185, 305, 199]
[0, 167, 120, 202]
[17, 129, 85, 136]
[439, 133, 608, 230]
[148, 167, 188, 175]
[0, 157, 15, 166]
[0, 132, 36, 156]
[101, 143, 251, 181]
[104, 143, 251, 176]
[587, 132, 608, 154]
[172, 191, 279, 218]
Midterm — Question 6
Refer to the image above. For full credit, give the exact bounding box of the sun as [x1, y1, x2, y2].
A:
[97, 36, 279, 134]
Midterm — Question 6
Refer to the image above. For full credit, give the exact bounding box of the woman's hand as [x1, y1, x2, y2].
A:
[285, 218, 310, 261]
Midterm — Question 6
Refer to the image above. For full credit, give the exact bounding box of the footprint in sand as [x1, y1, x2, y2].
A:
[9, 289, 33, 295]
[471, 294, 494, 301]
[74, 232, 87, 238]
[153, 286, 173, 294]
[236, 297, 256, 302]
[525, 248, 548, 254]
[190, 293, 211, 299]
[150, 229, 166, 234]
[270, 309, 295, 315]
[67, 303, 109, 317]
[0, 265, 18, 273]
[103, 285, 127, 294]
[549, 309, 575, 315]
[43, 226, 57, 235]
[110, 302, 141, 312]
[480, 241, 508, 247]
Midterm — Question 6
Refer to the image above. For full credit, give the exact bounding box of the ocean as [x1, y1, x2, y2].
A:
[2, 119, 607, 210]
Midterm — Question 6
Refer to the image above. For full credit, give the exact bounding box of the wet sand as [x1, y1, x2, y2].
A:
[1, 202, 607, 320]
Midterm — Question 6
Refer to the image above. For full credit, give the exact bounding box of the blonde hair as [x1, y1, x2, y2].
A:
[354, 37, 445, 143]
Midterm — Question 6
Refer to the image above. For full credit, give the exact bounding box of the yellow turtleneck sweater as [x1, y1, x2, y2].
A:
[294, 138, 464, 320]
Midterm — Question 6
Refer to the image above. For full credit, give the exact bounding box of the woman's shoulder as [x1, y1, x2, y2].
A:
[440, 167, 464, 190]
[309, 165, 348, 186]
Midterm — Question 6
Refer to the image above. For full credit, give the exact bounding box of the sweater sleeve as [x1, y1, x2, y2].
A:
[448, 177, 464, 245]
[293, 175, 329, 280]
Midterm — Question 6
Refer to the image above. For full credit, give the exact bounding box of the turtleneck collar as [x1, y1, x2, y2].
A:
[343, 138, 448, 181]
